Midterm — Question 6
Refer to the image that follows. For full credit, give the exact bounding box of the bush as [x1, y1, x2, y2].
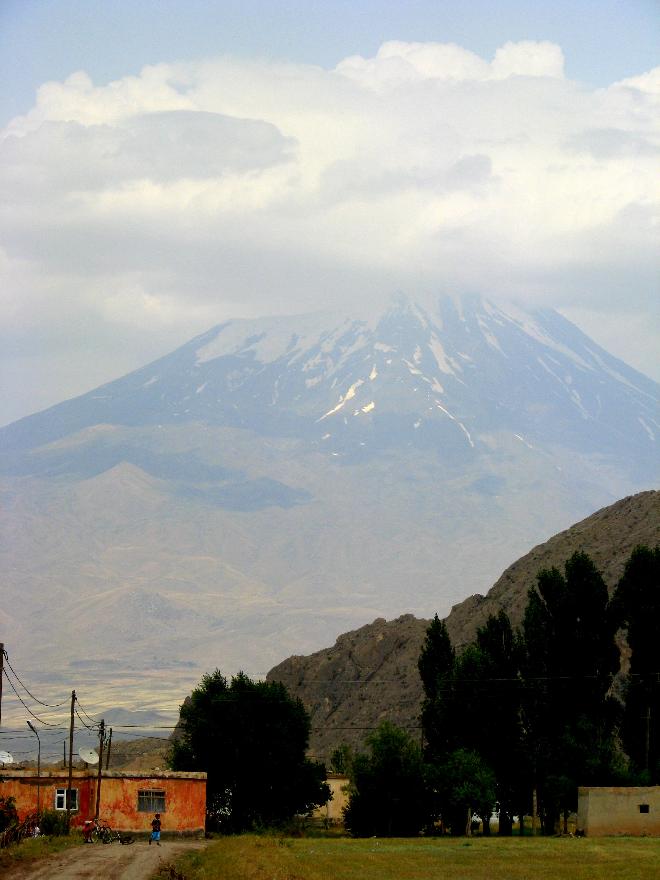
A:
[0, 797, 18, 833]
[38, 810, 69, 836]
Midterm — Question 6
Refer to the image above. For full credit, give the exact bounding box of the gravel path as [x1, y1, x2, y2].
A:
[4, 839, 206, 880]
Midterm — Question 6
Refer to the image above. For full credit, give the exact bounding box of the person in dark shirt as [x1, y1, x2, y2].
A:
[149, 813, 161, 846]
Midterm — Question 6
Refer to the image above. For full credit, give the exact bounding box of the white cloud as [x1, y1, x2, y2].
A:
[337, 38, 565, 86]
[1, 40, 659, 422]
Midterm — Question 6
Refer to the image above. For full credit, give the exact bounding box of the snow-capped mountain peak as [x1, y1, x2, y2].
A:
[1, 294, 657, 478]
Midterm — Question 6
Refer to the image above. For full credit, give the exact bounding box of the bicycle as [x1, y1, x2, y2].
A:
[102, 825, 134, 845]
[83, 818, 134, 844]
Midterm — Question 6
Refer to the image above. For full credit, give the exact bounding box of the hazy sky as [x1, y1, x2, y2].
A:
[1, 0, 658, 425]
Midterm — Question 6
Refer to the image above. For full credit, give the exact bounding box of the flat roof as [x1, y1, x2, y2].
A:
[2, 769, 206, 780]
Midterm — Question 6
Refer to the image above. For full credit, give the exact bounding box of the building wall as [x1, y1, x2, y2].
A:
[100, 772, 207, 833]
[1, 771, 94, 826]
[1, 769, 206, 834]
[312, 774, 349, 824]
[578, 786, 660, 836]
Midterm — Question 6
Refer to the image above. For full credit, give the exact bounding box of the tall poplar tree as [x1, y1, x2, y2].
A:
[418, 614, 455, 762]
[614, 545, 660, 781]
[522, 551, 620, 831]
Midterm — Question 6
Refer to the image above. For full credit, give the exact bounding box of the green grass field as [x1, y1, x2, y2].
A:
[157, 834, 660, 880]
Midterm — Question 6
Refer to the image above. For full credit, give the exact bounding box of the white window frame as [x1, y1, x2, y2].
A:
[55, 788, 78, 811]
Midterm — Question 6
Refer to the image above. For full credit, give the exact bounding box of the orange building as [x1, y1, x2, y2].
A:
[1, 768, 206, 835]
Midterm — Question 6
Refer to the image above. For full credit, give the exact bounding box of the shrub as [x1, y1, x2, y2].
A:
[0, 797, 18, 833]
[38, 810, 69, 836]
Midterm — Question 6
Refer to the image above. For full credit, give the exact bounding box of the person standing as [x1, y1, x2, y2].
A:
[149, 812, 161, 846]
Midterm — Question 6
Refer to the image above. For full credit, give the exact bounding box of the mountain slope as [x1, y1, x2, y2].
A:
[0, 294, 657, 725]
[2, 294, 657, 471]
[267, 490, 660, 761]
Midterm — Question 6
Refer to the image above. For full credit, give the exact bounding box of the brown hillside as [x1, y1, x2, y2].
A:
[267, 490, 660, 761]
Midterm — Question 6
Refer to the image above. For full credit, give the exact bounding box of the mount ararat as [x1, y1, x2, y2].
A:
[0, 294, 657, 721]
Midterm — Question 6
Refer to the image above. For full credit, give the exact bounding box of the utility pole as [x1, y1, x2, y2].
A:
[66, 690, 76, 834]
[105, 728, 113, 770]
[27, 721, 41, 816]
[0, 643, 4, 728]
[94, 720, 105, 820]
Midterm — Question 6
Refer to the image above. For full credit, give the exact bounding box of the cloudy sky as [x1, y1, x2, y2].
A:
[1, 1, 658, 425]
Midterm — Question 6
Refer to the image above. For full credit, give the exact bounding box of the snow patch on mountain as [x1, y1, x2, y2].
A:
[428, 336, 458, 375]
[319, 379, 366, 421]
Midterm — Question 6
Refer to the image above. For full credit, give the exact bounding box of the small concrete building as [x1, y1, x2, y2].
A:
[577, 786, 660, 836]
[1, 768, 206, 835]
[312, 774, 350, 825]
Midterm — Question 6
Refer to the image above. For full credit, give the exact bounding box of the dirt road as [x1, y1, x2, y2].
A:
[5, 839, 207, 880]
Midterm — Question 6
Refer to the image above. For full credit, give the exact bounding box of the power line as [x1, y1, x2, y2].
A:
[109, 724, 178, 730]
[1, 650, 68, 708]
[75, 698, 102, 726]
[75, 708, 99, 731]
[1, 669, 64, 727]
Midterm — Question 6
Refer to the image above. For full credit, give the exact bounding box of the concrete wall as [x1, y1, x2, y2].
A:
[1, 769, 206, 834]
[312, 774, 349, 824]
[100, 771, 207, 834]
[578, 786, 660, 836]
[2, 770, 94, 826]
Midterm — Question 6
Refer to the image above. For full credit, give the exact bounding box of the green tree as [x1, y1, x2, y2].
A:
[434, 748, 496, 836]
[418, 614, 455, 762]
[521, 551, 620, 832]
[462, 612, 528, 834]
[343, 722, 430, 836]
[329, 743, 355, 776]
[613, 545, 660, 782]
[169, 670, 329, 831]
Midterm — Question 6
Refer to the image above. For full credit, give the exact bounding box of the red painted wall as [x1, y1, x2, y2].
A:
[2, 771, 93, 827]
[100, 773, 207, 833]
[1, 770, 206, 833]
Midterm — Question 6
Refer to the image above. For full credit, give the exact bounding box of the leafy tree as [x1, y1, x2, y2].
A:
[418, 615, 455, 762]
[420, 610, 528, 834]
[466, 612, 528, 834]
[433, 749, 496, 836]
[329, 743, 355, 776]
[521, 551, 620, 832]
[613, 545, 660, 781]
[343, 722, 430, 836]
[169, 670, 329, 831]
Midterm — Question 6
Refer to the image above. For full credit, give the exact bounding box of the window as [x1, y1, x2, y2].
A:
[55, 788, 78, 811]
[137, 790, 166, 813]
[639, 804, 650, 814]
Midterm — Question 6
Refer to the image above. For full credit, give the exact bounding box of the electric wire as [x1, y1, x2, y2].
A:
[74, 707, 99, 732]
[1, 650, 68, 708]
[1, 669, 64, 727]
[75, 698, 102, 726]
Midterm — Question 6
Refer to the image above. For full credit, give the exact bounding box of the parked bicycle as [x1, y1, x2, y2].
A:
[83, 818, 134, 845]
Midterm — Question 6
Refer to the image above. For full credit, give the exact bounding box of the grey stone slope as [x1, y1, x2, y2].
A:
[267, 490, 660, 760]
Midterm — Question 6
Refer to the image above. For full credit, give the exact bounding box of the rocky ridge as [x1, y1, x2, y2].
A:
[267, 490, 660, 761]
